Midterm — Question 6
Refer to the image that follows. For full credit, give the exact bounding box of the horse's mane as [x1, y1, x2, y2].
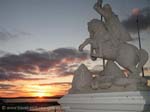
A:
[88, 19, 120, 49]
[88, 19, 106, 31]
[88, 19, 114, 41]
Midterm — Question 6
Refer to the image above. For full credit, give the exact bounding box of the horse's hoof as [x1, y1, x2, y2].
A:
[91, 56, 97, 61]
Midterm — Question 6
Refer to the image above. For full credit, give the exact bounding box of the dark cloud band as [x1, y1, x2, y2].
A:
[122, 7, 150, 33]
[0, 84, 15, 89]
[0, 48, 88, 81]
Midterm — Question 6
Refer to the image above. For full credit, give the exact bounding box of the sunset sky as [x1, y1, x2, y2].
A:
[0, 0, 150, 97]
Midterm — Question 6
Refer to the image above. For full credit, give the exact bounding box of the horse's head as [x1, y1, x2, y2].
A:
[88, 19, 107, 35]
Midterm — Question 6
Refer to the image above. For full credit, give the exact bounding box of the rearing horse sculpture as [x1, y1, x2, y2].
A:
[79, 19, 148, 75]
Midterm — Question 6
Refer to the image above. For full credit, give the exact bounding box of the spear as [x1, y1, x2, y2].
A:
[98, 0, 105, 70]
[132, 8, 144, 77]
[136, 13, 144, 77]
[91, 0, 105, 70]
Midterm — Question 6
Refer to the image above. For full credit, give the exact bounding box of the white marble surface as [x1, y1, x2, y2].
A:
[58, 91, 150, 112]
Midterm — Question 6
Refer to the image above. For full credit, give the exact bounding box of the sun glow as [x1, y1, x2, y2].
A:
[36, 92, 45, 98]
[27, 85, 52, 97]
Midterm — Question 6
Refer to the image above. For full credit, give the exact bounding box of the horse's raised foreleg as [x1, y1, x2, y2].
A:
[79, 38, 91, 51]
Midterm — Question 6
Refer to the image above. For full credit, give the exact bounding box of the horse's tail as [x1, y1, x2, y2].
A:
[137, 49, 149, 73]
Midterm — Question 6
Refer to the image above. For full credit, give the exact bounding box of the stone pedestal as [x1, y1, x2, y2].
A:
[58, 91, 150, 112]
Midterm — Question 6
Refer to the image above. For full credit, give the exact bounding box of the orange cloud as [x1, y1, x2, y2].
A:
[0, 72, 73, 97]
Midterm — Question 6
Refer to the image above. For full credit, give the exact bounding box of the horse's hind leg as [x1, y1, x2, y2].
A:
[126, 66, 139, 77]
[116, 59, 139, 76]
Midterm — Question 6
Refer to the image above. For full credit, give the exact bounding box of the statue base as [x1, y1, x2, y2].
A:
[58, 91, 150, 112]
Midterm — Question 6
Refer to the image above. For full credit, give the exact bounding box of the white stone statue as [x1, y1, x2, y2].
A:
[70, 0, 149, 93]
[59, 0, 150, 112]
[59, 2, 150, 111]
